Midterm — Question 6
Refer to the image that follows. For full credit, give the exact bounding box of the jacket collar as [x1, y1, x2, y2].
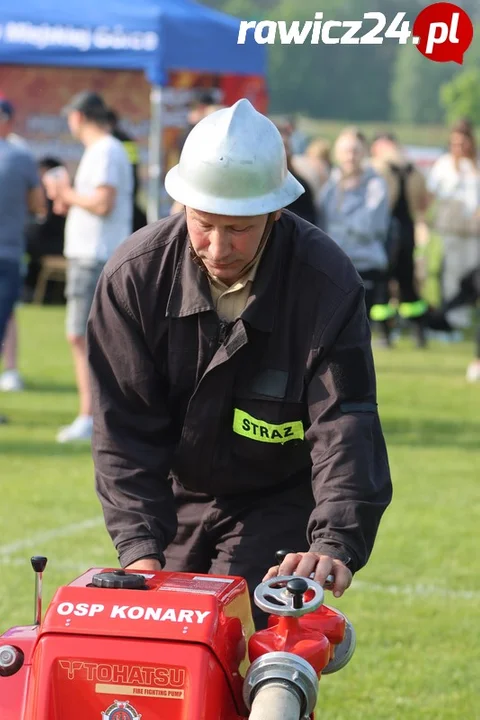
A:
[166, 229, 214, 318]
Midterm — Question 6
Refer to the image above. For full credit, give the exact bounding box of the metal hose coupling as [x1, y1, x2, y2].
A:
[243, 652, 319, 719]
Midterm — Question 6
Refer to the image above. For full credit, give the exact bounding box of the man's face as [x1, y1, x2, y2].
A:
[186, 208, 278, 285]
[67, 110, 83, 139]
[0, 117, 14, 137]
[188, 104, 209, 127]
[335, 135, 364, 176]
[371, 138, 397, 159]
[450, 131, 472, 160]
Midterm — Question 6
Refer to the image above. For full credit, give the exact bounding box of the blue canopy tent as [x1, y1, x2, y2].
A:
[0, 0, 266, 218]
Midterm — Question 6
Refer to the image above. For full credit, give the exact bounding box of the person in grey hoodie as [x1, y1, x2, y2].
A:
[317, 127, 393, 343]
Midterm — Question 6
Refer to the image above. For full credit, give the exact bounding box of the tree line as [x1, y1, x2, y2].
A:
[204, 0, 480, 125]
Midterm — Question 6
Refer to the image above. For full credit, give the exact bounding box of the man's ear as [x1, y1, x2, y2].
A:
[274, 210, 283, 221]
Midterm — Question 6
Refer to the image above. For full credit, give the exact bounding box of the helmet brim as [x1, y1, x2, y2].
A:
[165, 165, 306, 217]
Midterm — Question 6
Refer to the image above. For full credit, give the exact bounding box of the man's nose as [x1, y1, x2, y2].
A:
[209, 230, 231, 261]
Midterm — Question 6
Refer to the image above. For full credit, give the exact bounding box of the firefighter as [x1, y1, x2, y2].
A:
[370, 133, 430, 347]
[427, 265, 480, 382]
[87, 100, 392, 628]
[106, 108, 147, 232]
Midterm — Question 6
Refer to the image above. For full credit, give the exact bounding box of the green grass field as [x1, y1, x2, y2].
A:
[1, 305, 479, 719]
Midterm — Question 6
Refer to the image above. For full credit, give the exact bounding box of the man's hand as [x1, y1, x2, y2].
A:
[263, 551, 352, 598]
[57, 184, 76, 207]
[53, 198, 69, 216]
[56, 184, 116, 216]
[43, 167, 70, 201]
[125, 558, 163, 572]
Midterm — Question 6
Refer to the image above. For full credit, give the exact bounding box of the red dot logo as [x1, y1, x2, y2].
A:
[413, 2, 474, 64]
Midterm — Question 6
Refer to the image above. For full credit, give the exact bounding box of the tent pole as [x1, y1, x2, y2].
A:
[147, 84, 163, 223]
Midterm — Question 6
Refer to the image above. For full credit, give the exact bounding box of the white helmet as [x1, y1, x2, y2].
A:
[165, 98, 305, 216]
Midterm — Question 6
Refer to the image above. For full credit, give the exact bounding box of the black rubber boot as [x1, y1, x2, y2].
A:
[411, 316, 428, 349]
[424, 309, 454, 333]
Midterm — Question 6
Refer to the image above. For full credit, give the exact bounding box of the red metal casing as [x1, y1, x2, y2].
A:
[1, 568, 349, 720]
[0, 624, 39, 719]
[0, 568, 255, 720]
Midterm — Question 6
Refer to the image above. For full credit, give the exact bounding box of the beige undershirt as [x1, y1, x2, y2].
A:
[208, 251, 263, 322]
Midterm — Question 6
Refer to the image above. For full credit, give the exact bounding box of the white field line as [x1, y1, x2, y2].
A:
[0, 538, 478, 603]
[0, 517, 103, 557]
[352, 579, 480, 601]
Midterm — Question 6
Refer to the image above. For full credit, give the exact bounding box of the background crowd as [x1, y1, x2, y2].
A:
[0, 89, 479, 440]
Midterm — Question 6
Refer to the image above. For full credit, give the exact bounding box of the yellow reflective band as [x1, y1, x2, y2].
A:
[370, 304, 397, 322]
[233, 409, 304, 444]
[399, 300, 428, 319]
[122, 140, 139, 164]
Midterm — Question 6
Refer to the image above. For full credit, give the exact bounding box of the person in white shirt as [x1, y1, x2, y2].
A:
[427, 119, 480, 330]
[48, 91, 133, 443]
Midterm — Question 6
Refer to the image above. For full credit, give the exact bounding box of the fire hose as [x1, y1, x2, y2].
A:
[244, 651, 319, 720]
[248, 682, 303, 720]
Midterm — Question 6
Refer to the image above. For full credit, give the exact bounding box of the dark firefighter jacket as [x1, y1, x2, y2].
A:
[87, 210, 392, 571]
